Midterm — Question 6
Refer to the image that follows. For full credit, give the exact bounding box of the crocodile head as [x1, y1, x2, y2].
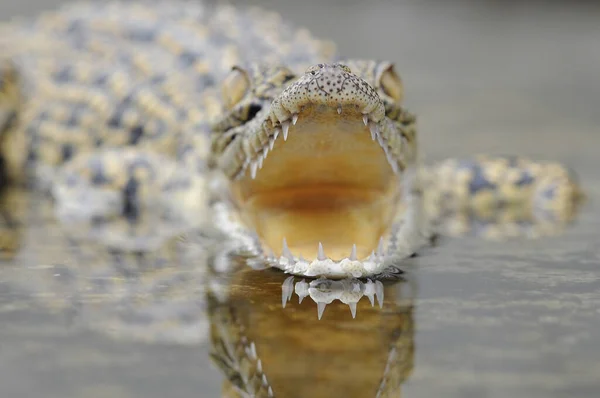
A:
[210, 61, 421, 278]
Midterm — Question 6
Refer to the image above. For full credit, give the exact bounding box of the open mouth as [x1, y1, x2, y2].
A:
[228, 102, 405, 277]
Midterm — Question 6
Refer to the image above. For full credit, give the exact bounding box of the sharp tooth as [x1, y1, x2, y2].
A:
[375, 281, 384, 308]
[377, 237, 385, 257]
[258, 154, 264, 169]
[349, 302, 357, 318]
[369, 122, 379, 141]
[273, 128, 280, 141]
[268, 138, 275, 150]
[292, 113, 299, 125]
[350, 244, 357, 261]
[282, 121, 290, 141]
[369, 250, 376, 262]
[281, 276, 294, 308]
[317, 302, 326, 320]
[337, 105, 342, 114]
[268, 386, 274, 397]
[317, 242, 326, 261]
[363, 114, 369, 126]
[257, 359, 263, 373]
[250, 162, 258, 179]
[365, 280, 375, 306]
[262, 374, 268, 386]
[282, 238, 294, 260]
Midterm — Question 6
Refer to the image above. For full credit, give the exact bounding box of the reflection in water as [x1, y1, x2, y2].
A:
[281, 276, 387, 319]
[207, 253, 415, 398]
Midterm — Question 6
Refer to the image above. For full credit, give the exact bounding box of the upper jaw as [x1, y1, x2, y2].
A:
[238, 63, 405, 180]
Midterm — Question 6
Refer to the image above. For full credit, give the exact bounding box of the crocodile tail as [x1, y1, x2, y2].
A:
[421, 155, 583, 239]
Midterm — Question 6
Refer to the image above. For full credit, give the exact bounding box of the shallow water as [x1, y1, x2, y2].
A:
[1, 1, 599, 397]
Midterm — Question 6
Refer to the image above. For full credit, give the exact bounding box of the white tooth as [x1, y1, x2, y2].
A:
[268, 386, 274, 397]
[317, 302, 327, 320]
[268, 138, 275, 150]
[377, 237, 385, 257]
[281, 276, 294, 308]
[247, 342, 257, 359]
[258, 154, 264, 169]
[349, 302, 357, 318]
[317, 242, 326, 261]
[292, 113, 299, 125]
[375, 281, 384, 308]
[250, 162, 258, 179]
[365, 280, 375, 306]
[363, 114, 369, 126]
[369, 122, 379, 141]
[262, 374, 268, 386]
[350, 244, 357, 261]
[282, 238, 294, 261]
[282, 121, 290, 141]
[257, 359, 263, 373]
[369, 250, 376, 262]
[337, 105, 342, 114]
[390, 159, 399, 174]
[273, 128, 280, 141]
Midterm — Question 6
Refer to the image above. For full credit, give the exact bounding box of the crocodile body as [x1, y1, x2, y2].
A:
[0, 2, 581, 277]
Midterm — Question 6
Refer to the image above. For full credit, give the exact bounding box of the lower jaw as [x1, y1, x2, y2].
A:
[231, 185, 406, 278]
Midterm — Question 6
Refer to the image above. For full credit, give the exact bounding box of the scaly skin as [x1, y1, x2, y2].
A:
[0, 2, 582, 281]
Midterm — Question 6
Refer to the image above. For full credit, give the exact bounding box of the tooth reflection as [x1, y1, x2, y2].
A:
[281, 276, 386, 319]
[281, 275, 294, 308]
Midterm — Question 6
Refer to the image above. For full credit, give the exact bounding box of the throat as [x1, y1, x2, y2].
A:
[237, 183, 400, 261]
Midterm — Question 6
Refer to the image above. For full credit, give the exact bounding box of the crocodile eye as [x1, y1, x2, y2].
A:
[222, 66, 251, 109]
[379, 64, 403, 103]
[306, 64, 321, 76]
[245, 103, 262, 121]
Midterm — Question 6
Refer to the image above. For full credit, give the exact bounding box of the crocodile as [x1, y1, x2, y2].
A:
[0, 1, 582, 281]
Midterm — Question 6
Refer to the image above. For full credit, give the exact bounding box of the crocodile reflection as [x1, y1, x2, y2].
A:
[207, 252, 416, 398]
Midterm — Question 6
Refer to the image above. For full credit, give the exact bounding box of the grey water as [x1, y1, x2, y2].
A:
[1, 0, 599, 397]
